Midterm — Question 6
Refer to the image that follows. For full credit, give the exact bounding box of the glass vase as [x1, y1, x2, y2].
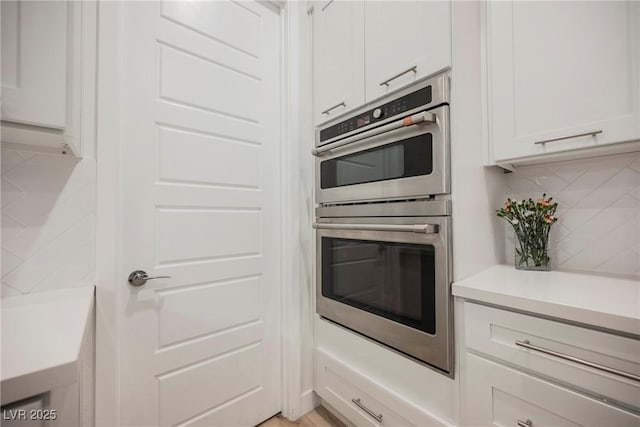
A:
[514, 238, 551, 271]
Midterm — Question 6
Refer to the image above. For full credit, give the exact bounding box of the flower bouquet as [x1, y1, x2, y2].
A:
[496, 194, 558, 271]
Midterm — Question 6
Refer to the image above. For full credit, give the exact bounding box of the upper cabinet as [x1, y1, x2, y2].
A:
[311, 0, 452, 125]
[311, 1, 365, 125]
[1, 1, 68, 129]
[364, 1, 451, 102]
[485, 1, 640, 166]
[0, 1, 96, 157]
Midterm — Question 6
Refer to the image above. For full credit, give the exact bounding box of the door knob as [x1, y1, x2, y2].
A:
[128, 270, 172, 287]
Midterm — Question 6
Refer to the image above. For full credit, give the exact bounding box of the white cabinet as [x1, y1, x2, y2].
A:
[311, 0, 365, 125]
[315, 349, 449, 427]
[460, 302, 640, 426]
[484, 1, 640, 165]
[465, 354, 639, 427]
[1, 287, 95, 427]
[311, 1, 451, 125]
[314, 318, 455, 427]
[364, 1, 451, 102]
[1, 1, 67, 129]
[1, 395, 46, 427]
[0, 1, 96, 157]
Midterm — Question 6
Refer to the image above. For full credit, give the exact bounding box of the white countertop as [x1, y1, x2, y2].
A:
[452, 265, 640, 336]
[1, 286, 94, 405]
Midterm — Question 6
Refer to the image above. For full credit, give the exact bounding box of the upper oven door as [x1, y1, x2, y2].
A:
[315, 105, 449, 204]
[314, 216, 453, 375]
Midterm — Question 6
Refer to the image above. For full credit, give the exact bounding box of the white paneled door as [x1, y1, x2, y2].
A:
[118, 2, 282, 426]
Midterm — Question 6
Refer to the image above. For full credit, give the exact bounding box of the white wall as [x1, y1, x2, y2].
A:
[296, 0, 317, 414]
[503, 152, 640, 277]
[1, 148, 96, 297]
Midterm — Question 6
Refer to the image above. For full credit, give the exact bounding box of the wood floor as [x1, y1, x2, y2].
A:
[259, 407, 347, 427]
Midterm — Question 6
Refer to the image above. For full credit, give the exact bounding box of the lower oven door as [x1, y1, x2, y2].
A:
[315, 216, 453, 376]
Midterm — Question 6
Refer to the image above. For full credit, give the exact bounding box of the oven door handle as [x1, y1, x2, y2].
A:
[313, 223, 439, 234]
[312, 110, 437, 157]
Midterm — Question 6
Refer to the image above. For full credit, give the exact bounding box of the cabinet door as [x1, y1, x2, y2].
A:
[1, 1, 68, 129]
[311, 0, 365, 125]
[364, 1, 451, 102]
[463, 354, 640, 427]
[487, 1, 640, 162]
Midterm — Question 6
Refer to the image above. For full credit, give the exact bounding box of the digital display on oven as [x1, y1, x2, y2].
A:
[319, 85, 433, 142]
[356, 115, 371, 127]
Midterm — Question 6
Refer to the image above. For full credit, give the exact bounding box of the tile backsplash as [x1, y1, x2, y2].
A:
[1, 148, 96, 297]
[504, 152, 640, 277]
[2, 146, 637, 298]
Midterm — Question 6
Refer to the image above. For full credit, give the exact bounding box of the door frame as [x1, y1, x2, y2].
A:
[94, 1, 307, 424]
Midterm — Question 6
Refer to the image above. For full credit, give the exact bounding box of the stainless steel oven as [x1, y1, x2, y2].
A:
[314, 201, 453, 376]
[314, 74, 449, 205]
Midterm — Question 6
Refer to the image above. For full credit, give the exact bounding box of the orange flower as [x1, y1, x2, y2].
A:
[505, 201, 512, 208]
[544, 215, 554, 224]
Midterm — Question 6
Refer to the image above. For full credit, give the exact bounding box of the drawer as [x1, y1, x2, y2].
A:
[464, 302, 640, 410]
[315, 349, 450, 427]
[464, 353, 640, 426]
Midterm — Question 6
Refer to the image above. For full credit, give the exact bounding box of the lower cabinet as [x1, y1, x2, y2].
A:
[460, 301, 640, 426]
[0, 384, 79, 427]
[464, 354, 639, 426]
[1, 395, 47, 427]
[315, 349, 450, 427]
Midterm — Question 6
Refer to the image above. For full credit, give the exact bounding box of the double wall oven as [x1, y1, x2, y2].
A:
[313, 73, 454, 376]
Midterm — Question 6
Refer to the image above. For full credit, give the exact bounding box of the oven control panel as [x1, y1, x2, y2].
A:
[319, 85, 432, 143]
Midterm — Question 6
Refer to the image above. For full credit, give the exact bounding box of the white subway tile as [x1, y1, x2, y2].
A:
[1, 283, 23, 298]
[1, 149, 27, 173]
[1, 150, 95, 297]
[1, 249, 23, 277]
[503, 152, 640, 277]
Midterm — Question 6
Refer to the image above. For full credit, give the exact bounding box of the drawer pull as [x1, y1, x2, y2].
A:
[380, 65, 417, 87]
[534, 129, 602, 145]
[515, 340, 640, 382]
[321, 102, 346, 116]
[517, 419, 533, 427]
[352, 398, 383, 423]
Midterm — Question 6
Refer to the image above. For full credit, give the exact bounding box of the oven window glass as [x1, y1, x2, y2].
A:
[320, 134, 433, 189]
[321, 237, 436, 334]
